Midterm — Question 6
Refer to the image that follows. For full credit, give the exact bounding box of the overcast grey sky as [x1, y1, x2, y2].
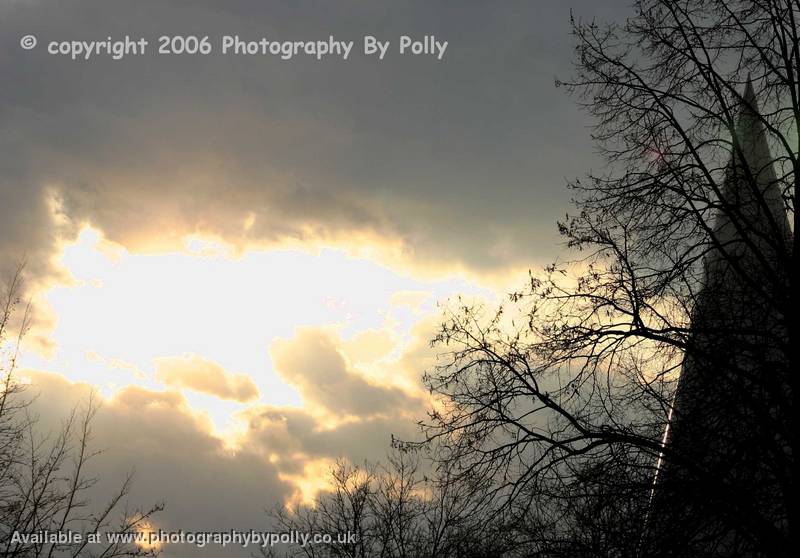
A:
[1, 0, 633, 276]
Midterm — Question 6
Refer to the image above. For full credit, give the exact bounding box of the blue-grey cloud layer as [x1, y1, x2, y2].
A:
[1, 0, 630, 276]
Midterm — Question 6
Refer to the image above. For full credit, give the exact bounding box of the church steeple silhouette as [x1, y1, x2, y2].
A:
[706, 80, 791, 280]
[645, 81, 792, 557]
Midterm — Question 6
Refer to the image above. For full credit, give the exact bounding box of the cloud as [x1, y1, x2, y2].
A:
[341, 327, 396, 363]
[19, 365, 427, 556]
[20, 371, 288, 558]
[271, 327, 422, 418]
[1, 1, 639, 554]
[15, 308, 441, 555]
[0, 0, 629, 286]
[155, 354, 259, 402]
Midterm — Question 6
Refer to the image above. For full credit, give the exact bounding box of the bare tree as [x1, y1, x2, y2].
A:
[409, 1, 795, 556]
[268, 447, 518, 558]
[0, 263, 162, 558]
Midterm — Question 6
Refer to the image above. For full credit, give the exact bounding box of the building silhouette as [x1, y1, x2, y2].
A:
[645, 82, 792, 557]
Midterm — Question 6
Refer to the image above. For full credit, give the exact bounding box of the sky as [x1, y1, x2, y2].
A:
[1, 1, 632, 556]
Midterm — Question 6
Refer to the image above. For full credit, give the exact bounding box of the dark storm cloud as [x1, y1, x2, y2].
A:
[0, 0, 632, 278]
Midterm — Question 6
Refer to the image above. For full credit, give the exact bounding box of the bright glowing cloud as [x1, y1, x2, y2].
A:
[155, 354, 259, 402]
[19, 225, 493, 435]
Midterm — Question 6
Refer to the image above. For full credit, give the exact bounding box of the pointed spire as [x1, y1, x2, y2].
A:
[707, 80, 790, 281]
[732, 77, 767, 173]
[742, 76, 757, 111]
[645, 80, 791, 558]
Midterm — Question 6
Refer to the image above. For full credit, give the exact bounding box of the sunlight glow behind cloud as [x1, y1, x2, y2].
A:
[21, 226, 491, 437]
